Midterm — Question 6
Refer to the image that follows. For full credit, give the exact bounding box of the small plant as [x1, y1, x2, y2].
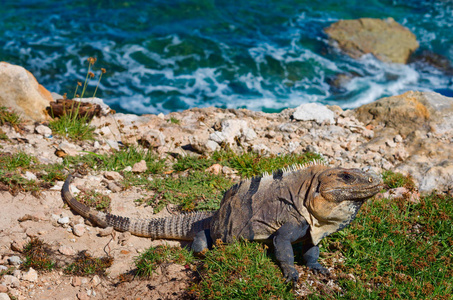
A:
[63, 146, 166, 174]
[49, 57, 106, 141]
[172, 155, 214, 172]
[0, 152, 36, 171]
[189, 239, 293, 299]
[168, 117, 180, 124]
[0, 106, 22, 127]
[49, 112, 96, 140]
[76, 190, 111, 212]
[22, 239, 56, 271]
[135, 245, 194, 277]
[382, 170, 416, 190]
[65, 251, 113, 276]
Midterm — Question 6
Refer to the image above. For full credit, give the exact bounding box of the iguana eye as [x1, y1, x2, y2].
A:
[368, 177, 373, 183]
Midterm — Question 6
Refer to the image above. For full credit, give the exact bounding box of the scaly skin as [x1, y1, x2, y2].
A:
[62, 162, 383, 282]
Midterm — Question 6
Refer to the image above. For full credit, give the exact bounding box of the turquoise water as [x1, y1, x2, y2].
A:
[1, 0, 452, 114]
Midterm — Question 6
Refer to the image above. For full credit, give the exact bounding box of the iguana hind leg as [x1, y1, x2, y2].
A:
[192, 229, 213, 253]
[273, 220, 309, 283]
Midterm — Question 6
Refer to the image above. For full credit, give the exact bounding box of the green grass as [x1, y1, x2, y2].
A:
[135, 245, 194, 277]
[64, 251, 113, 276]
[22, 239, 56, 271]
[49, 112, 96, 141]
[382, 170, 416, 190]
[312, 193, 453, 299]
[76, 190, 111, 212]
[63, 146, 166, 173]
[0, 106, 22, 126]
[190, 239, 294, 299]
[211, 150, 322, 178]
[127, 170, 232, 212]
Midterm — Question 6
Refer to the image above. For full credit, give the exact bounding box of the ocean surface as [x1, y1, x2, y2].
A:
[1, 0, 452, 114]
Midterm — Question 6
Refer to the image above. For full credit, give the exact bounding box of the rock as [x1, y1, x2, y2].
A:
[1, 275, 20, 288]
[325, 18, 418, 64]
[251, 144, 270, 155]
[58, 245, 76, 256]
[209, 131, 227, 144]
[98, 227, 114, 237]
[376, 187, 420, 203]
[91, 275, 101, 286]
[354, 91, 451, 137]
[243, 127, 257, 142]
[293, 103, 335, 124]
[7, 256, 22, 266]
[0, 285, 8, 293]
[72, 224, 86, 237]
[22, 268, 38, 282]
[123, 166, 132, 172]
[0, 62, 53, 121]
[205, 164, 222, 175]
[0, 293, 10, 300]
[205, 140, 219, 152]
[140, 130, 165, 148]
[157, 113, 165, 120]
[211, 119, 250, 145]
[35, 125, 52, 137]
[72, 277, 82, 287]
[22, 171, 37, 181]
[107, 182, 122, 193]
[132, 160, 147, 173]
[57, 216, 70, 225]
[104, 171, 123, 181]
[417, 161, 453, 193]
[10, 239, 27, 252]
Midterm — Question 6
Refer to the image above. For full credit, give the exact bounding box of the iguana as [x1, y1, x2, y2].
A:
[61, 161, 382, 282]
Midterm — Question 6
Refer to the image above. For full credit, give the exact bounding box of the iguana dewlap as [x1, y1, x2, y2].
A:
[62, 161, 382, 282]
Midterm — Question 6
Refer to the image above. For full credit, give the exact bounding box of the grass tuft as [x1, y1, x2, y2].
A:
[382, 170, 416, 190]
[22, 239, 56, 271]
[49, 112, 96, 141]
[65, 251, 113, 276]
[134, 245, 194, 277]
[0, 106, 22, 127]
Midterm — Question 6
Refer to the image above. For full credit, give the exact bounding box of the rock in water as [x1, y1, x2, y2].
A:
[325, 18, 418, 64]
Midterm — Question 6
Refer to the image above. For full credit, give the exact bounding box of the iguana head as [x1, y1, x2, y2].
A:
[305, 167, 383, 225]
[318, 168, 383, 202]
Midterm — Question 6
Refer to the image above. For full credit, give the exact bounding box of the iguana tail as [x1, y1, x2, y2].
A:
[61, 174, 213, 240]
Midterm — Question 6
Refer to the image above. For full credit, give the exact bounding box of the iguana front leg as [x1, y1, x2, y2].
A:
[301, 243, 329, 274]
[273, 220, 309, 283]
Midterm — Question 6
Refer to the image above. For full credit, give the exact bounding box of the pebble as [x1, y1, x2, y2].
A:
[91, 275, 101, 286]
[1, 275, 20, 288]
[132, 160, 147, 173]
[22, 268, 38, 282]
[0, 285, 8, 293]
[72, 224, 86, 237]
[108, 182, 122, 193]
[0, 293, 11, 300]
[98, 227, 114, 237]
[35, 125, 52, 137]
[7, 256, 22, 266]
[58, 245, 76, 256]
[104, 171, 123, 181]
[57, 217, 70, 225]
[22, 171, 37, 181]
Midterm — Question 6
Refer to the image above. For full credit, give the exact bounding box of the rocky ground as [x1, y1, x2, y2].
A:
[0, 90, 452, 299]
